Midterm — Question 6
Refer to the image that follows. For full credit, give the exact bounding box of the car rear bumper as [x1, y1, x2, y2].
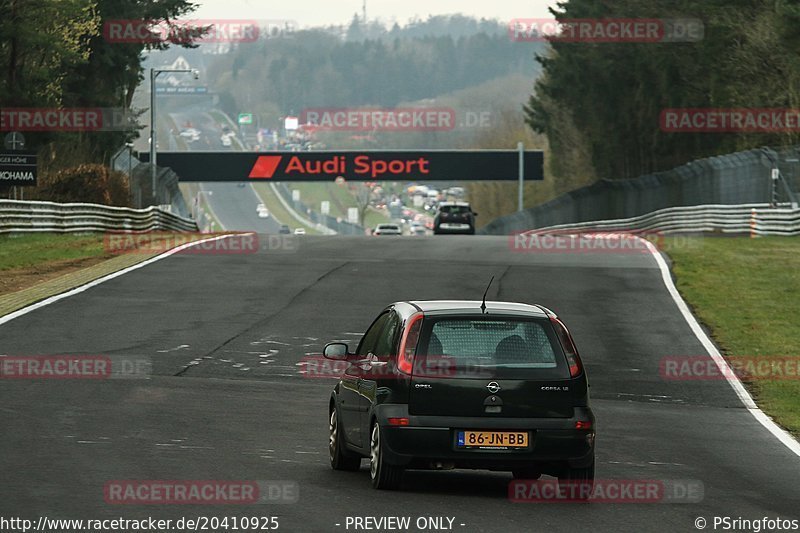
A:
[373, 405, 595, 470]
[434, 224, 474, 234]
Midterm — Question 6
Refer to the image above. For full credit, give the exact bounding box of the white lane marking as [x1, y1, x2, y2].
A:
[156, 344, 190, 353]
[0, 235, 233, 326]
[640, 236, 800, 457]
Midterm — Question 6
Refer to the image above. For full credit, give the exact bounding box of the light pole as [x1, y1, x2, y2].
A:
[150, 67, 198, 204]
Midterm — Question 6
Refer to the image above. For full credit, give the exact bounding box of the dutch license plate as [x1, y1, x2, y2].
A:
[457, 430, 529, 449]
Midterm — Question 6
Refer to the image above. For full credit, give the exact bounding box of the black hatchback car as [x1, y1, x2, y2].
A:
[433, 202, 477, 235]
[323, 300, 594, 490]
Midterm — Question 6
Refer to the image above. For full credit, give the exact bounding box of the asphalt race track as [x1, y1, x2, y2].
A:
[198, 182, 282, 233]
[168, 106, 283, 234]
[1, 236, 799, 532]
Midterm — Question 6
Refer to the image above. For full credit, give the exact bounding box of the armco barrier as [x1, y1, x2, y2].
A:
[481, 145, 800, 235]
[528, 203, 800, 236]
[0, 200, 197, 234]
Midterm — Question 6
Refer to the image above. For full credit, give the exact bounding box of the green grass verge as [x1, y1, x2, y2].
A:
[0, 234, 107, 271]
[665, 235, 800, 437]
[290, 183, 391, 229]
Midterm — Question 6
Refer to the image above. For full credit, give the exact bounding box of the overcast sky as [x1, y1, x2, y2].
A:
[192, 0, 557, 29]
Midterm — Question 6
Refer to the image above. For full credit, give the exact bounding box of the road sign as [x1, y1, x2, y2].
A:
[284, 116, 299, 130]
[238, 113, 253, 125]
[347, 207, 359, 224]
[292, 189, 300, 202]
[0, 153, 38, 186]
[155, 86, 208, 95]
[320, 201, 330, 215]
[144, 150, 545, 182]
[4, 132, 25, 150]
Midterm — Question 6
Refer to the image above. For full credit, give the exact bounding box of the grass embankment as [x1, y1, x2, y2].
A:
[665, 236, 800, 436]
[0, 234, 110, 296]
[290, 183, 391, 229]
[0, 232, 210, 299]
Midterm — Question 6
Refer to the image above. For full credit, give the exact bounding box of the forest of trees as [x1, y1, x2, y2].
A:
[527, 0, 800, 182]
[207, 16, 540, 128]
[0, 0, 203, 170]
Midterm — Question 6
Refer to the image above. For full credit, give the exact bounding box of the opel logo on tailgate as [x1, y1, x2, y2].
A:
[486, 382, 501, 394]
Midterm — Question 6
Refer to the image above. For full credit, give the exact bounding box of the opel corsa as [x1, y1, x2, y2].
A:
[323, 300, 595, 490]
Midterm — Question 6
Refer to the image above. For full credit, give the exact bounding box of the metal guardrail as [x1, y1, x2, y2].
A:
[0, 199, 198, 234]
[528, 203, 800, 236]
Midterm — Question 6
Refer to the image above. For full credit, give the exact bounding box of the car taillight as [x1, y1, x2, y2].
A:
[575, 420, 592, 429]
[397, 313, 423, 374]
[388, 417, 409, 426]
[550, 316, 583, 378]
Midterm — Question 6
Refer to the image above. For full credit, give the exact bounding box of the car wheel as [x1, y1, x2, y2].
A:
[557, 458, 595, 500]
[369, 421, 403, 490]
[329, 408, 361, 471]
[511, 468, 541, 480]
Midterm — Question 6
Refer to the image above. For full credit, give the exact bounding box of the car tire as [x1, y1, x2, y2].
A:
[329, 408, 361, 471]
[557, 458, 595, 501]
[369, 421, 403, 490]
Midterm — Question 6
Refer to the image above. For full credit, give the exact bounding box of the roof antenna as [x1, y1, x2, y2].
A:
[480, 276, 494, 314]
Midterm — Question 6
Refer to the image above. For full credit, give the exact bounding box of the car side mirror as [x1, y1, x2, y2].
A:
[323, 342, 350, 361]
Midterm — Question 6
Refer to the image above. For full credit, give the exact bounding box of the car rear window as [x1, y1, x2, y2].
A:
[417, 317, 570, 379]
[440, 205, 471, 214]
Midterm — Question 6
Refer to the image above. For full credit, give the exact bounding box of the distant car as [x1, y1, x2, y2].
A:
[279, 224, 291, 234]
[221, 135, 232, 147]
[294, 228, 306, 235]
[257, 207, 269, 218]
[411, 226, 427, 236]
[433, 202, 477, 235]
[179, 128, 201, 143]
[373, 223, 402, 236]
[323, 300, 594, 490]
[237, 182, 246, 188]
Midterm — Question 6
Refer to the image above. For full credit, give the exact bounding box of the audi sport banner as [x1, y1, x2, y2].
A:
[0, 153, 38, 187]
[142, 150, 544, 182]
